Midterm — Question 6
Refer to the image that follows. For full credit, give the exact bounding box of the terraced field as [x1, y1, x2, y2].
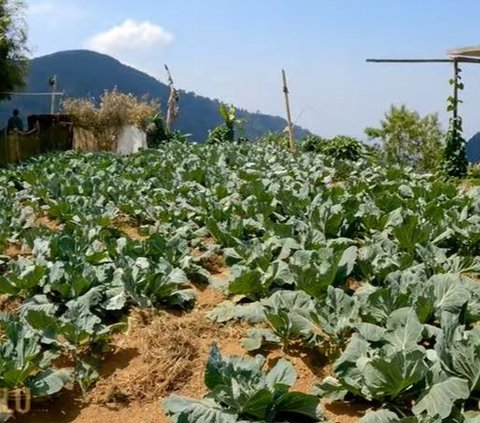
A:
[1, 142, 480, 422]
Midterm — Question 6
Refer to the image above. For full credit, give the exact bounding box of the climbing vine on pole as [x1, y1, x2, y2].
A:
[443, 61, 468, 178]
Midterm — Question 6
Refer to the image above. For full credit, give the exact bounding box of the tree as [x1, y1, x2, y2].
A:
[365, 105, 444, 171]
[0, 0, 28, 101]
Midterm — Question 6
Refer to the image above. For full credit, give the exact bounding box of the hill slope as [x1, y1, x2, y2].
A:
[467, 132, 480, 163]
[0, 50, 310, 141]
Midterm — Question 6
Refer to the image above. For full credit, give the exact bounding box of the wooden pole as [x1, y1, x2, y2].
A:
[282, 69, 296, 152]
[453, 59, 459, 120]
[50, 75, 57, 114]
[165, 65, 179, 133]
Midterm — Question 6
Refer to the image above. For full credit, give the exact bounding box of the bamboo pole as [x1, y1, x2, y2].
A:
[282, 69, 296, 152]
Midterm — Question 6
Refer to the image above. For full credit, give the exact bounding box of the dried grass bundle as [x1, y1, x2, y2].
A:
[62, 89, 159, 151]
[88, 311, 211, 404]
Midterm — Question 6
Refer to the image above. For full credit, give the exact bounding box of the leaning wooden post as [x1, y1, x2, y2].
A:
[282, 69, 296, 152]
[165, 65, 179, 133]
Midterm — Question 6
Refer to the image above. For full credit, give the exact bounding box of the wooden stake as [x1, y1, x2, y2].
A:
[282, 69, 296, 152]
[49, 75, 58, 114]
[165, 65, 179, 132]
[453, 59, 459, 120]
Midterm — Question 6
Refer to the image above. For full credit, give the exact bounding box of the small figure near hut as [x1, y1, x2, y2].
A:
[7, 109, 24, 133]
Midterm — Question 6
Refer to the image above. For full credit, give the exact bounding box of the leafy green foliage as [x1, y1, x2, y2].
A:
[163, 344, 323, 422]
[0, 140, 480, 421]
[0, 315, 70, 396]
[0, 0, 28, 102]
[301, 135, 327, 152]
[259, 131, 290, 148]
[443, 68, 468, 178]
[241, 287, 359, 354]
[365, 105, 444, 171]
[316, 274, 480, 420]
[207, 104, 244, 144]
[301, 135, 367, 161]
[146, 113, 169, 147]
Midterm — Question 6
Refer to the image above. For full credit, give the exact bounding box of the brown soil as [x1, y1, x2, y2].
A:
[191, 236, 227, 273]
[4, 243, 32, 259]
[203, 237, 217, 246]
[346, 277, 363, 292]
[118, 224, 147, 241]
[111, 215, 147, 241]
[324, 401, 368, 423]
[0, 295, 22, 315]
[34, 214, 61, 231]
[2, 214, 59, 260]
[201, 253, 227, 275]
[265, 345, 331, 393]
[191, 240, 226, 276]
[195, 284, 226, 311]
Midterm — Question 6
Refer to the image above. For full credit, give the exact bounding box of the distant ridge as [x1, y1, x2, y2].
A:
[467, 132, 480, 163]
[0, 50, 310, 141]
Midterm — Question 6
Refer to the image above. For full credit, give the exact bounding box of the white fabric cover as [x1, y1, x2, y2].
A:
[116, 125, 147, 155]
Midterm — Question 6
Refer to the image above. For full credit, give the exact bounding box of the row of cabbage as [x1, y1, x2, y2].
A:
[1, 142, 480, 422]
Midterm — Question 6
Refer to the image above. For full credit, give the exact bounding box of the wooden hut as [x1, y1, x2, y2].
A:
[0, 114, 73, 165]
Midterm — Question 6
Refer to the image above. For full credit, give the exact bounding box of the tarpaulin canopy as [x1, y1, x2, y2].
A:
[448, 45, 480, 59]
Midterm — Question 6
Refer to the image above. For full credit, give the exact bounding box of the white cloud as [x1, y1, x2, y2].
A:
[85, 20, 174, 55]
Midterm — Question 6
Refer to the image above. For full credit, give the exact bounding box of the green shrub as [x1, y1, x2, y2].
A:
[168, 130, 191, 144]
[301, 135, 326, 152]
[365, 105, 444, 172]
[301, 135, 366, 161]
[259, 131, 289, 148]
[146, 116, 191, 146]
[468, 164, 480, 179]
[319, 136, 365, 161]
[206, 124, 234, 144]
[206, 104, 243, 144]
[146, 114, 169, 147]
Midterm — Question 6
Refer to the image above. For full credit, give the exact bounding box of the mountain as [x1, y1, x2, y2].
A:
[467, 132, 480, 163]
[0, 50, 310, 141]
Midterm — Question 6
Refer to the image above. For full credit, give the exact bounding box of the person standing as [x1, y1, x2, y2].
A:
[6, 109, 23, 162]
[7, 109, 24, 133]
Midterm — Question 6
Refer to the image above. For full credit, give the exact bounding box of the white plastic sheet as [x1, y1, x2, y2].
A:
[116, 125, 147, 155]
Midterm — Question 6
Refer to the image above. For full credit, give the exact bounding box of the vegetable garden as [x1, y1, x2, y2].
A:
[1, 141, 480, 422]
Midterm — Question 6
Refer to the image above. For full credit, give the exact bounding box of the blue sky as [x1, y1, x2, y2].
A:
[25, 1, 480, 139]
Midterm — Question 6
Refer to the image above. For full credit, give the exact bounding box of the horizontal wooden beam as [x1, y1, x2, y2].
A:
[367, 58, 452, 63]
[367, 58, 480, 64]
[0, 92, 64, 96]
